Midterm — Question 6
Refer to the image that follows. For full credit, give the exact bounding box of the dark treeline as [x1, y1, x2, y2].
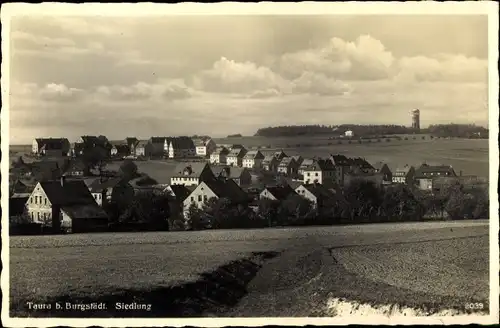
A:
[181, 180, 488, 231]
[255, 124, 488, 138]
[425, 124, 489, 139]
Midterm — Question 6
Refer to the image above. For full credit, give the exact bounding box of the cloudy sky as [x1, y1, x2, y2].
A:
[8, 14, 489, 144]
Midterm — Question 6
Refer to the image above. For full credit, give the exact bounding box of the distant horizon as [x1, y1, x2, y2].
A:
[8, 122, 489, 146]
[7, 14, 488, 145]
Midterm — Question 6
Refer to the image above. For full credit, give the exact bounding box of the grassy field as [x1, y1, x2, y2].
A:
[9, 221, 489, 317]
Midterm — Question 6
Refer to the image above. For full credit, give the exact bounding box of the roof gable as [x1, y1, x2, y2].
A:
[172, 162, 210, 178]
[39, 180, 97, 206]
[263, 185, 296, 200]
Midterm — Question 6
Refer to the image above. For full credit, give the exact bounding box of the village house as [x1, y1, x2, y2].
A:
[30, 160, 63, 182]
[32, 138, 71, 157]
[10, 179, 34, 196]
[164, 184, 195, 220]
[170, 162, 215, 186]
[260, 184, 297, 201]
[392, 165, 416, 185]
[277, 157, 300, 177]
[329, 154, 352, 187]
[349, 157, 376, 174]
[211, 166, 252, 187]
[74, 136, 112, 158]
[274, 150, 288, 161]
[125, 137, 139, 155]
[111, 144, 130, 158]
[88, 177, 135, 206]
[291, 155, 304, 167]
[294, 183, 339, 210]
[63, 159, 87, 177]
[373, 162, 393, 185]
[227, 147, 248, 167]
[193, 137, 217, 157]
[414, 164, 457, 191]
[242, 150, 265, 169]
[302, 158, 336, 185]
[345, 130, 354, 138]
[25, 177, 108, 233]
[344, 170, 384, 188]
[165, 136, 197, 159]
[134, 140, 151, 157]
[210, 147, 230, 165]
[148, 137, 169, 158]
[183, 178, 248, 217]
[262, 155, 280, 173]
[298, 158, 315, 176]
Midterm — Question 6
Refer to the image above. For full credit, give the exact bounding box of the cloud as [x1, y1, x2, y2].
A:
[11, 30, 76, 48]
[249, 89, 282, 99]
[291, 72, 352, 96]
[279, 35, 395, 81]
[395, 54, 488, 83]
[190, 57, 292, 94]
[95, 80, 192, 102]
[10, 82, 84, 102]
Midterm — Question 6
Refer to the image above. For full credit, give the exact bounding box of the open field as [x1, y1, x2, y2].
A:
[9, 220, 489, 317]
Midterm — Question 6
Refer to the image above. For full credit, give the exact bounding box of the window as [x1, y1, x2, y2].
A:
[198, 195, 202, 202]
[37, 212, 40, 220]
[204, 195, 208, 201]
[44, 198, 47, 205]
[315, 173, 319, 177]
[307, 173, 310, 176]
[30, 198, 33, 204]
[191, 196, 194, 202]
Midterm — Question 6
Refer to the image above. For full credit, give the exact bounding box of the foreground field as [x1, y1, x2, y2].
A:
[10, 220, 489, 317]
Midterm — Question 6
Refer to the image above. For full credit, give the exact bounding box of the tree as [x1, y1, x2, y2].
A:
[120, 159, 139, 181]
[118, 191, 170, 230]
[343, 179, 382, 221]
[280, 194, 316, 226]
[258, 198, 281, 227]
[81, 146, 108, 175]
[186, 203, 208, 230]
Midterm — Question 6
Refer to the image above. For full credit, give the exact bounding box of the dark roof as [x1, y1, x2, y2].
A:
[203, 179, 248, 202]
[39, 180, 97, 206]
[65, 159, 86, 172]
[167, 136, 196, 149]
[263, 155, 278, 164]
[167, 184, 192, 202]
[125, 137, 139, 147]
[330, 154, 350, 166]
[35, 138, 68, 150]
[301, 183, 337, 200]
[350, 157, 374, 170]
[263, 185, 296, 201]
[212, 147, 230, 155]
[61, 205, 108, 220]
[279, 157, 296, 167]
[243, 150, 264, 159]
[150, 137, 167, 144]
[9, 197, 29, 217]
[372, 162, 387, 171]
[172, 162, 211, 178]
[88, 178, 128, 193]
[228, 148, 247, 157]
[302, 158, 335, 171]
[113, 144, 130, 153]
[394, 165, 414, 174]
[415, 164, 457, 179]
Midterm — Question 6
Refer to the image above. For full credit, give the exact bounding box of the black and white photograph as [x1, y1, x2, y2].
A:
[1, 2, 498, 326]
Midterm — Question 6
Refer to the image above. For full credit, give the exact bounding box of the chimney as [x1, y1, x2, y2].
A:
[60, 175, 66, 187]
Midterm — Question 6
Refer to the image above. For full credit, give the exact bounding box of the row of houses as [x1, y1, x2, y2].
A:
[32, 136, 218, 159]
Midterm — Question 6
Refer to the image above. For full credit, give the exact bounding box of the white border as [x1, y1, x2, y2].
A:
[1, 2, 499, 327]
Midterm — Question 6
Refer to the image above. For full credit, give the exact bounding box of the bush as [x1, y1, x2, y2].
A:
[386, 138, 391, 142]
